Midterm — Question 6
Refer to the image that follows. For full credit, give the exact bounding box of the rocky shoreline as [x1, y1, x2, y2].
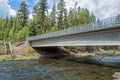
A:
[63, 52, 120, 68]
[85, 56, 120, 67]
[48, 47, 120, 68]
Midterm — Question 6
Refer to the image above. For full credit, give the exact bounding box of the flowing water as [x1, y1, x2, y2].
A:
[0, 58, 119, 80]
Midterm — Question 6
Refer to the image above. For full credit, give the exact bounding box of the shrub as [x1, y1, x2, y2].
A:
[28, 48, 35, 54]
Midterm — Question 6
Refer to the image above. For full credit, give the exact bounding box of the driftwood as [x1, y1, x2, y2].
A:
[15, 42, 25, 47]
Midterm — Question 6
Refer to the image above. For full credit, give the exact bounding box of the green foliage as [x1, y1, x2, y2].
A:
[49, 25, 58, 33]
[0, 45, 4, 50]
[118, 46, 120, 50]
[28, 20, 37, 36]
[28, 48, 36, 54]
[16, 27, 29, 41]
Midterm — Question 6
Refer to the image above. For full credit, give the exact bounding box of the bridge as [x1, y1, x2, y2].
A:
[26, 16, 120, 58]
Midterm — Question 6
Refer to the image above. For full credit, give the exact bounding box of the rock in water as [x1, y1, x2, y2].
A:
[112, 72, 120, 80]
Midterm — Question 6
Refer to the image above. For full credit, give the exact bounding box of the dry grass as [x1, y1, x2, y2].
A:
[0, 46, 40, 61]
[0, 54, 39, 61]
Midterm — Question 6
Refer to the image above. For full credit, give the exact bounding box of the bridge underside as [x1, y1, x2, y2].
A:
[33, 47, 71, 58]
[30, 28, 120, 47]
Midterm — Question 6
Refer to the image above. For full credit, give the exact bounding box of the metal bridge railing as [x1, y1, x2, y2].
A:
[26, 15, 120, 41]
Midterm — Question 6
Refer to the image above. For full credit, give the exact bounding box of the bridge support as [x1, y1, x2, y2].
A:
[32, 47, 71, 58]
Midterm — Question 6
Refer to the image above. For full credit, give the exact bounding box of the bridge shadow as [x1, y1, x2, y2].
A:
[33, 47, 72, 59]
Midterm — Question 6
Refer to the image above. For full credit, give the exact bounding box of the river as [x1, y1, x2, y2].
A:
[0, 58, 119, 80]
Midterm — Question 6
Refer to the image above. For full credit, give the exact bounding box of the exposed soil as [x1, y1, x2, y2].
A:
[0, 50, 5, 55]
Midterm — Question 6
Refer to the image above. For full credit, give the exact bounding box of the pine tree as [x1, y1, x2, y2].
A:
[63, 8, 68, 28]
[84, 8, 91, 23]
[4, 14, 9, 41]
[33, 11, 42, 34]
[68, 7, 80, 27]
[91, 12, 96, 23]
[0, 18, 3, 40]
[1, 20, 5, 40]
[115, 14, 120, 24]
[9, 18, 17, 42]
[50, 3, 56, 26]
[57, 0, 66, 30]
[32, 0, 47, 34]
[28, 20, 36, 36]
[68, 8, 74, 27]
[17, 0, 29, 27]
[38, 0, 47, 33]
[44, 14, 52, 33]
[32, 4, 39, 16]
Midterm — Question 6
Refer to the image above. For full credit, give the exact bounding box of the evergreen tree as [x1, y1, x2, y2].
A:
[115, 14, 120, 24]
[57, 0, 66, 30]
[50, 3, 56, 26]
[17, 0, 29, 27]
[63, 8, 68, 28]
[31, 0, 47, 34]
[84, 8, 91, 23]
[4, 14, 9, 41]
[44, 14, 52, 33]
[33, 11, 42, 34]
[28, 20, 36, 36]
[32, 4, 39, 16]
[68, 8, 74, 27]
[91, 12, 96, 22]
[9, 18, 17, 42]
[38, 0, 47, 33]
[0, 19, 3, 40]
[77, 8, 91, 25]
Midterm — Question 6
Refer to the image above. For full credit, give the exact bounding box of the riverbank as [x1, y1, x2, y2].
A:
[63, 51, 120, 68]
[0, 54, 40, 61]
[0, 45, 120, 68]
[0, 46, 40, 61]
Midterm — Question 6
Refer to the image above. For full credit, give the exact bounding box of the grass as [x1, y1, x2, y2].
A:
[0, 55, 11, 61]
[95, 51, 120, 56]
[0, 46, 40, 61]
[80, 53, 95, 57]
[73, 52, 96, 58]
[0, 46, 4, 50]
[0, 54, 40, 61]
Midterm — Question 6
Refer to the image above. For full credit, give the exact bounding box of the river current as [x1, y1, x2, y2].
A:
[0, 58, 119, 80]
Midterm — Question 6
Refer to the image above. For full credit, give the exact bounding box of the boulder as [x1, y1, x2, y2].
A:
[87, 56, 120, 67]
[112, 72, 120, 80]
